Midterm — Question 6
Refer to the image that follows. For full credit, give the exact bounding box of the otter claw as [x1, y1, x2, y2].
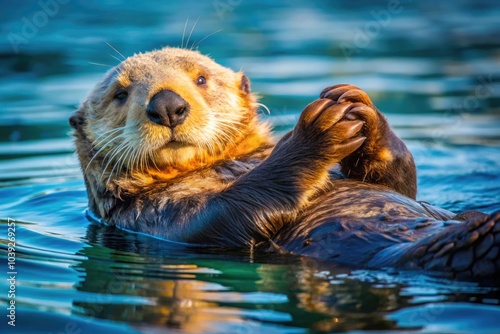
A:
[320, 84, 375, 109]
[320, 84, 350, 99]
[335, 136, 366, 157]
[344, 112, 360, 121]
[333, 120, 364, 139]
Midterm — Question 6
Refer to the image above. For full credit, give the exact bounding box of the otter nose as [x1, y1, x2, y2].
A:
[146, 90, 189, 128]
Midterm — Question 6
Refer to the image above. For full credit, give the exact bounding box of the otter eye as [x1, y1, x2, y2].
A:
[196, 76, 207, 86]
[114, 89, 128, 101]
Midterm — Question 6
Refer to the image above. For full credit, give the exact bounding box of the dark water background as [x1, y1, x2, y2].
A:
[1, 0, 500, 333]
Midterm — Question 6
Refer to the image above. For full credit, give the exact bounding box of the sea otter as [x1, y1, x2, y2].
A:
[69, 47, 500, 283]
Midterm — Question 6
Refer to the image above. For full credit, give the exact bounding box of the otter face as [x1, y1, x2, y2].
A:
[70, 47, 263, 185]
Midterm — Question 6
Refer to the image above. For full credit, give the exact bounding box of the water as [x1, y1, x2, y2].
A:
[1, 0, 500, 332]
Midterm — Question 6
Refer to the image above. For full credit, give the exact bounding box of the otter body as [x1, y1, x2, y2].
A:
[70, 47, 500, 283]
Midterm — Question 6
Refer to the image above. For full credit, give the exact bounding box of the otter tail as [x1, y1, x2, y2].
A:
[398, 211, 500, 283]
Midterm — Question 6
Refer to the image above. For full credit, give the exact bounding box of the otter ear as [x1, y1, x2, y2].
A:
[69, 108, 85, 130]
[238, 72, 251, 94]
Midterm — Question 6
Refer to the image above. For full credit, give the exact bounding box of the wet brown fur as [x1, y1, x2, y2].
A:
[70, 47, 500, 283]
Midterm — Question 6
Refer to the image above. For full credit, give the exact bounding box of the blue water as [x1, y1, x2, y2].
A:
[1, 0, 500, 333]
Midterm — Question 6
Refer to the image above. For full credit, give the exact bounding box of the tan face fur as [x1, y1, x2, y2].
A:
[70, 48, 272, 192]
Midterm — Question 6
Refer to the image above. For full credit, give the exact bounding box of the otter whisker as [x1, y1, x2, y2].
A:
[186, 16, 200, 51]
[214, 118, 246, 126]
[86, 142, 113, 173]
[105, 41, 126, 60]
[113, 146, 128, 181]
[214, 118, 245, 125]
[211, 111, 246, 122]
[85, 144, 111, 174]
[138, 144, 148, 173]
[123, 145, 137, 178]
[143, 146, 151, 172]
[205, 133, 216, 159]
[126, 143, 138, 175]
[145, 147, 154, 172]
[96, 136, 126, 160]
[211, 116, 248, 137]
[257, 103, 271, 115]
[219, 127, 246, 143]
[193, 136, 209, 166]
[129, 141, 144, 173]
[211, 136, 225, 160]
[134, 145, 142, 173]
[101, 149, 119, 179]
[101, 140, 130, 179]
[181, 17, 189, 49]
[213, 115, 244, 122]
[91, 126, 128, 147]
[213, 128, 233, 145]
[211, 110, 244, 118]
[217, 122, 246, 142]
[92, 125, 125, 140]
[191, 29, 223, 50]
[117, 141, 136, 177]
[212, 130, 234, 158]
[89, 130, 129, 162]
[150, 149, 161, 172]
[90, 125, 134, 148]
[196, 131, 215, 164]
[116, 144, 135, 179]
[127, 141, 148, 176]
[85, 130, 128, 174]
[107, 145, 133, 185]
[108, 53, 124, 65]
[88, 62, 114, 68]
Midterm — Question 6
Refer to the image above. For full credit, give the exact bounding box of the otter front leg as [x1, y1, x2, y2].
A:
[320, 84, 417, 199]
[178, 100, 366, 247]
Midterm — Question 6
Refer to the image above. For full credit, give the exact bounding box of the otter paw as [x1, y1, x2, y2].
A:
[318, 86, 417, 198]
[291, 98, 366, 162]
[320, 85, 389, 150]
[320, 84, 376, 109]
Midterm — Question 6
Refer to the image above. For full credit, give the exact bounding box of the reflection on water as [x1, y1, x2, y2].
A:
[0, 0, 499, 332]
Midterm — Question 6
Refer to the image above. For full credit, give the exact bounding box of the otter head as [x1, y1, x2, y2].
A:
[70, 47, 271, 199]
